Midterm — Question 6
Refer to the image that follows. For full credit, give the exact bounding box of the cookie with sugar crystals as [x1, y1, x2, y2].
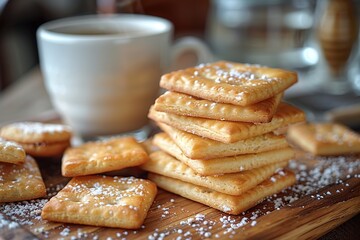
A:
[154, 91, 282, 123]
[0, 122, 72, 157]
[0, 137, 26, 164]
[142, 151, 288, 196]
[160, 61, 297, 106]
[153, 132, 294, 175]
[288, 123, 360, 155]
[0, 155, 46, 203]
[158, 123, 289, 159]
[62, 137, 149, 177]
[41, 175, 157, 229]
[148, 169, 296, 215]
[149, 102, 305, 143]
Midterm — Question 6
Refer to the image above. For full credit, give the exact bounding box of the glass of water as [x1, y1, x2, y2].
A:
[206, 0, 318, 70]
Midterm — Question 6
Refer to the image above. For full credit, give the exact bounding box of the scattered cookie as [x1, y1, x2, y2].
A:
[142, 151, 288, 195]
[0, 155, 46, 203]
[62, 137, 149, 177]
[149, 102, 305, 143]
[41, 175, 157, 229]
[153, 132, 294, 175]
[158, 122, 289, 159]
[148, 169, 296, 215]
[154, 91, 282, 123]
[288, 123, 360, 155]
[0, 137, 26, 164]
[0, 122, 72, 157]
[160, 61, 297, 106]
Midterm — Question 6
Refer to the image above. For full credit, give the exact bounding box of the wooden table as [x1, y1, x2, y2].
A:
[0, 68, 359, 239]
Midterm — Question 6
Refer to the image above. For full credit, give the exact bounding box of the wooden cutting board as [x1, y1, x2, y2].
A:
[0, 146, 359, 239]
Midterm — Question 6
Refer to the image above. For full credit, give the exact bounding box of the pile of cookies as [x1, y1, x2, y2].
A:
[0, 139, 46, 203]
[144, 61, 306, 214]
[0, 122, 72, 203]
[41, 136, 157, 229]
[1, 61, 312, 231]
[0, 122, 157, 229]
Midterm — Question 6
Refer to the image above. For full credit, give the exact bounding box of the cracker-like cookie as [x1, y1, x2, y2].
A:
[154, 91, 282, 123]
[62, 137, 149, 177]
[153, 132, 294, 175]
[288, 123, 360, 155]
[158, 123, 289, 159]
[149, 102, 305, 143]
[160, 61, 297, 106]
[142, 151, 288, 196]
[0, 138, 26, 164]
[41, 175, 157, 229]
[0, 156, 46, 203]
[0, 122, 72, 157]
[148, 169, 296, 215]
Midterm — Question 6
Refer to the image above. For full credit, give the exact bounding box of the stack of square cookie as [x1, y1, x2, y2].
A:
[143, 61, 306, 214]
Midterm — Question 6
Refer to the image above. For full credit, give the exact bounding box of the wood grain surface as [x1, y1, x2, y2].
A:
[1, 143, 359, 240]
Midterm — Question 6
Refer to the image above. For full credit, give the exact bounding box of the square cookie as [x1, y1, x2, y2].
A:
[154, 91, 282, 123]
[41, 175, 157, 229]
[149, 102, 305, 143]
[153, 132, 294, 175]
[288, 123, 360, 155]
[157, 123, 289, 159]
[148, 169, 296, 215]
[0, 122, 72, 157]
[62, 137, 149, 177]
[0, 156, 46, 203]
[160, 61, 297, 106]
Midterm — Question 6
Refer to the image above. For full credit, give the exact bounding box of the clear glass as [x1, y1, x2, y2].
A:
[206, 0, 318, 70]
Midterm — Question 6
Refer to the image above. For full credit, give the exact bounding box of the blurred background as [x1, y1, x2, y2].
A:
[0, 0, 359, 128]
[0, 0, 209, 90]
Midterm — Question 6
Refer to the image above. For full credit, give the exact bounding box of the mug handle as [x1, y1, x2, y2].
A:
[170, 36, 215, 71]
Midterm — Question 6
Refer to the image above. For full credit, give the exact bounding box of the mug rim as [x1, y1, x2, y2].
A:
[37, 14, 173, 42]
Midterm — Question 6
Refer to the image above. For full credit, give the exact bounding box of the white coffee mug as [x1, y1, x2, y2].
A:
[37, 14, 212, 138]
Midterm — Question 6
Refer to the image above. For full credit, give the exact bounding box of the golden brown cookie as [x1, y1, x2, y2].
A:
[154, 91, 282, 123]
[158, 123, 289, 159]
[0, 155, 46, 203]
[153, 132, 294, 175]
[62, 137, 149, 177]
[148, 169, 296, 215]
[149, 102, 305, 143]
[0, 137, 26, 164]
[41, 175, 157, 229]
[0, 122, 72, 157]
[142, 151, 288, 195]
[288, 123, 360, 155]
[160, 61, 297, 106]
